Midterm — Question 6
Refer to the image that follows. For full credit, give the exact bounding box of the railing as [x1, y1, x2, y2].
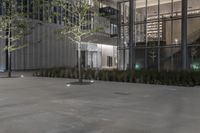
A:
[120, 8, 200, 26]
[99, 6, 119, 17]
[188, 29, 200, 44]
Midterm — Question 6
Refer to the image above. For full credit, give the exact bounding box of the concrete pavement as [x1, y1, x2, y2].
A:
[0, 74, 200, 133]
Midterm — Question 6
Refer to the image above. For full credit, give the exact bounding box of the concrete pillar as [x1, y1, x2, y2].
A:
[144, 0, 148, 69]
[129, 0, 135, 70]
[181, 0, 188, 70]
[157, 0, 161, 72]
[117, 2, 122, 70]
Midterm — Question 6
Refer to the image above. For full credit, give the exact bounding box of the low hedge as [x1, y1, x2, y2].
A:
[134, 71, 200, 86]
[33, 68, 200, 86]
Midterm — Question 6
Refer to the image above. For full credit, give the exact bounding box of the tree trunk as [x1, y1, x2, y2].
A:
[8, 24, 11, 78]
[78, 42, 82, 83]
[78, 13, 82, 83]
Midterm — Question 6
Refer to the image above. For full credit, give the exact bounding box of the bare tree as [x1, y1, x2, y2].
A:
[0, 0, 40, 77]
[148, 47, 157, 64]
[191, 47, 198, 61]
[50, 0, 101, 83]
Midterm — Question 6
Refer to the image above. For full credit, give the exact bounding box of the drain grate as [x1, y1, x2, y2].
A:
[114, 92, 130, 96]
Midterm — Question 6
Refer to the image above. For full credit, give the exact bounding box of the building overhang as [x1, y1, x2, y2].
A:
[104, 0, 182, 8]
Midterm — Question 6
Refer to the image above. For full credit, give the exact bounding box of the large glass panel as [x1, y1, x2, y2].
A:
[117, 1, 129, 70]
[146, 0, 159, 70]
[116, 0, 200, 71]
[135, 0, 146, 69]
[188, 0, 200, 70]
[0, 0, 2, 15]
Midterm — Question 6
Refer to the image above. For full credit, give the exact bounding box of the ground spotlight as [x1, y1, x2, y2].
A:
[66, 84, 71, 87]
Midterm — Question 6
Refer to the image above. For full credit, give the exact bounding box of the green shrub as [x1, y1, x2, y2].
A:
[33, 68, 200, 87]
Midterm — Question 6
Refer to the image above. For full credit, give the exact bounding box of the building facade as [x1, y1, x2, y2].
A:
[0, 0, 118, 71]
[116, 0, 200, 71]
[0, 0, 200, 71]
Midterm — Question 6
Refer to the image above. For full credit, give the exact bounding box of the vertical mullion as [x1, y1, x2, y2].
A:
[181, 0, 188, 70]
[171, 0, 174, 70]
[157, 0, 161, 71]
[144, 0, 148, 69]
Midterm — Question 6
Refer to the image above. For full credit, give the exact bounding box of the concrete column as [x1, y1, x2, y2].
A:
[170, 0, 174, 70]
[117, 2, 121, 70]
[129, 0, 135, 70]
[144, 0, 148, 69]
[157, 0, 161, 72]
[181, 0, 188, 70]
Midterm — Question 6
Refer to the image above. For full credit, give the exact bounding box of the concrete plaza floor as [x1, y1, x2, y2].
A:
[0, 72, 200, 133]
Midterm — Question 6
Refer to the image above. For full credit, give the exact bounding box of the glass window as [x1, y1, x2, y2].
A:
[107, 56, 113, 67]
